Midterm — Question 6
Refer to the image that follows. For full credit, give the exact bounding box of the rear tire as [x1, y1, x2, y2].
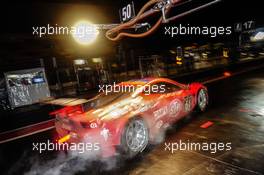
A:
[120, 117, 149, 158]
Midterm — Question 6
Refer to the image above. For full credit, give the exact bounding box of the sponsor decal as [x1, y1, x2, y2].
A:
[184, 96, 192, 112]
[154, 99, 182, 120]
[169, 99, 181, 117]
[100, 128, 110, 141]
[154, 106, 167, 120]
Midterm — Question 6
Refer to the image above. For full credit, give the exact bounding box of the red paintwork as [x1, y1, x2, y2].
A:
[51, 78, 207, 157]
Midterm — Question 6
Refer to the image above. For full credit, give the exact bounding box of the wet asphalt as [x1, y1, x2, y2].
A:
[0, 68, 264, 175]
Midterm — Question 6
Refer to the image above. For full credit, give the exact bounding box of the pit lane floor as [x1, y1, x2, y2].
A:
[1, 68, 264, 175]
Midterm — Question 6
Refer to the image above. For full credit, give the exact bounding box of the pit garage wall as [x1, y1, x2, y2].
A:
[4, 68, 50, 108]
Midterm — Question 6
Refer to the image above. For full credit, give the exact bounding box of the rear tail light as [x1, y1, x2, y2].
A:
[50, 105, 84, 118]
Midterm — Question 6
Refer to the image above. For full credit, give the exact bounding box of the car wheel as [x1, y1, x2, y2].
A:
[120, 118, 149, 158]
[196, 88, 208, 112]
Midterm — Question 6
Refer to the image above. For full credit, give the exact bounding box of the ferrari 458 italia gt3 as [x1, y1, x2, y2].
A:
[51, 78, 208, 157]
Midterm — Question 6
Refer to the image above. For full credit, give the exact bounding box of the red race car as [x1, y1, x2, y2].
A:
[51, 78, 208, 157]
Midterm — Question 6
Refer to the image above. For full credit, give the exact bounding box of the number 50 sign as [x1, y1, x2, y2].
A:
[119, 1, 135, 23]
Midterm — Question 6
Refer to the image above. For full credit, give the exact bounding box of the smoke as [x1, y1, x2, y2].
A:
[23, 137, 121, 175]
[24, 150, 119, 175]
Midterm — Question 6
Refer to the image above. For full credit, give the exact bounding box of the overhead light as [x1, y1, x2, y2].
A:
[92, 58, 102, 63]
[72, 20, 99, 45]
[74, 59, 86, 65]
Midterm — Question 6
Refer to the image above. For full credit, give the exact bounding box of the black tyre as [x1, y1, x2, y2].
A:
[120, 117, 149, 158]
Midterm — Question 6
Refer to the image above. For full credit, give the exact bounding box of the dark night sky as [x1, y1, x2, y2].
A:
[0, 0, 263, 56]
[0, 0, 262, 75]
[0, 0, 263, 33]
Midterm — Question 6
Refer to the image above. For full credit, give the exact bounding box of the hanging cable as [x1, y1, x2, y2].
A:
[105, 0, 221, 41]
